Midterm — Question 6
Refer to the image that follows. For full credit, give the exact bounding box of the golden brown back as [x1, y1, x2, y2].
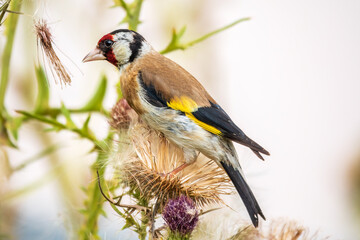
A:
[121, 50, 216, 112]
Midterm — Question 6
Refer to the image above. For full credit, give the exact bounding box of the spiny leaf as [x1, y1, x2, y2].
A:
[121, 209, 139, 230]
[4, 114, 22, 141]
[0, 0, 21, 147]
[185, 17, 251, 47]
[109, 203, 123, 217]
[80, 75, 107, 112]
[60, 103, 76, 128]
[0, 120, 17, 147]
[34, 66, 50, 114]
[79, 148, 111, 240]
[160, 26, 187, 54]
[81, 114, 91, 135]
[160, 17, 251, 54]
[122, 218, 136, 230]
[113, 0, 143, 31]
[16, 110, 99, 144]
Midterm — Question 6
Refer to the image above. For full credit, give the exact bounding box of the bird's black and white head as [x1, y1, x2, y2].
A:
[83, 29, 151, 68]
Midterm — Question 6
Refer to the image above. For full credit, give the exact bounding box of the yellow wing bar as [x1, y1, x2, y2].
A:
[167, 96, 222, 136]
[167, 96, 198, 112]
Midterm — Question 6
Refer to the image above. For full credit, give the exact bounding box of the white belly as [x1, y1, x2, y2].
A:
[139, 99, 223, 160]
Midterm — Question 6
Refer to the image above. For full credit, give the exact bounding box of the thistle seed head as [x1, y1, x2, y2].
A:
[109, 98, 138, 130]
[109, 116, 233, 209]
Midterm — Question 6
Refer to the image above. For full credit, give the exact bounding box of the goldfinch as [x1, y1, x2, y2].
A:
[83, 29, 270, 227]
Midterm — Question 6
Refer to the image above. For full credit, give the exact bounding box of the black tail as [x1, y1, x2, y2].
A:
[221, 162, 265, 227]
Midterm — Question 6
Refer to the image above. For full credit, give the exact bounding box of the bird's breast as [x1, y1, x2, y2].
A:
[119, 65, 146, 114]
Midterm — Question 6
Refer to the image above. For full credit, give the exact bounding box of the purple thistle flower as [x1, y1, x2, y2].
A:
[163, 195, 199, 237]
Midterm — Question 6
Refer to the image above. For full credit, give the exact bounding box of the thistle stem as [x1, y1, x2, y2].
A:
[0, 0, 21, 128]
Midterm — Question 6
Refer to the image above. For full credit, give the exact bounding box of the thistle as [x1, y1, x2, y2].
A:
[110, 115, 233, 209]
[109, 98, 138, 131]
[103, 99, 233, 238]
[163, 195, 199, 240]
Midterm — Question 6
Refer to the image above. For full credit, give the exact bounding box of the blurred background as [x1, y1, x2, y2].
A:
[1, 0, 360, 239]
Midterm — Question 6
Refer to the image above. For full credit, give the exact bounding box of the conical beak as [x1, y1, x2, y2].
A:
[82, 47, 106, 62]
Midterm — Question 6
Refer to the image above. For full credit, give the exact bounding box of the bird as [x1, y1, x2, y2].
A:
[83, 29, 270, 227]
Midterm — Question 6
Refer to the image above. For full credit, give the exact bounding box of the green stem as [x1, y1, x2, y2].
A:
[185, 17, 250, 47]
[0, 0, 21, 139]
[0, 0, 11, 25]
[0, 0, 21, 116]
[41, 107, 109, 119]
[17, 110, 101, 148]
[118, 0, 130, 16]
[79, 135, 113, 240]
[160, 17, 251, 54]
[129, 0, 143, 31]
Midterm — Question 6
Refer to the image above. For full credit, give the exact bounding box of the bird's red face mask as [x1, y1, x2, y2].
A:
[83, 34, 118, 66]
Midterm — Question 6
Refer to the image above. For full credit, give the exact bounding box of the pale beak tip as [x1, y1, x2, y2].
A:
[82, 48, 106, 63]
[82, 55, 90, 63]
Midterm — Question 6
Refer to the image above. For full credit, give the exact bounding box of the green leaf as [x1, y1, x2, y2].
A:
[0, 0, 21, 144]
[79, 151, 110, 240]
[60, 103, 76, 128]
[6, 116, 22, 140]
[160, 27, 187, 54]
[0, 125, 17, 147]
[81, 114, 91, 135]
[114, 0, 143, 31]
[177, 25, 187, 39]
[115, 81, 123, 100]
[160, 17, 251, 54]
[1, 110, 21, 147]
[122, 214, 137, 230]
[109, 203, 123, 216]
[185, 17, 251, 47]
[34, 66, 50, 114]
[80, 75, 107, 112]
[43, 127, 61, 132]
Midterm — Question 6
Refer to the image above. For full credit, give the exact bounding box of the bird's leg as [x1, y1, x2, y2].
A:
[163, 150, 198, 177]
[166, 162, 192, 176]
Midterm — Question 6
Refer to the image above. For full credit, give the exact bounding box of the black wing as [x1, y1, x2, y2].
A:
[138, 71, 269, 160]
[192, 102, 270, 160]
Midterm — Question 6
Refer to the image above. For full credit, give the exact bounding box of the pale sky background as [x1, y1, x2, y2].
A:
[2, 0, 360, 239]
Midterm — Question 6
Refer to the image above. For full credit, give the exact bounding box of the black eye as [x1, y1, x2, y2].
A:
[104, 40, 113, 48]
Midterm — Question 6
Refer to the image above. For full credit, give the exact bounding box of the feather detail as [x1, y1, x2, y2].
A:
[185, 112, 222, 136]
[167, 96, 198, 112]
[167, 96, 222, 136]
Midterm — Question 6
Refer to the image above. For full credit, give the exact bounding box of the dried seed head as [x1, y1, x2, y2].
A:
[109, 99, 138, 130]
[110, 118, 233, 209]
[35, 20, 52, 49]
[163, 195, 199, 236]
[199, 219, 326, 240]
[35, 19, 72, 86]
[266, 220, 325, 240]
